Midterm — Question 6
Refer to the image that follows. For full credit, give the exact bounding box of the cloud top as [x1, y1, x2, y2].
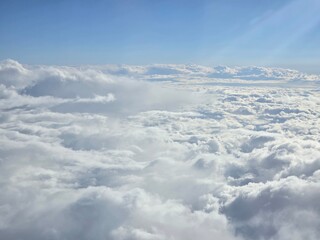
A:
[0, 60, 320, 240]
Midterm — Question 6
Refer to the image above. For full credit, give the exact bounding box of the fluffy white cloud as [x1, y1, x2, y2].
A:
[0, 59, 320, 239]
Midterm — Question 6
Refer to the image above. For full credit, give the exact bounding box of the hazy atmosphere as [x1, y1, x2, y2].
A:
[1, 1, 320, 240]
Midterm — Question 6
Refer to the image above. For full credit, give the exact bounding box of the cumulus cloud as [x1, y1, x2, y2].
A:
[0, 59, 320, 239]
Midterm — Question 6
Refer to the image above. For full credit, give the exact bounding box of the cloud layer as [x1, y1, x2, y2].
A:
[1, 59, 320, 240]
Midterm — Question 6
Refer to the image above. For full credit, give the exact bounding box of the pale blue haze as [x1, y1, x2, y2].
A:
[0, 0, 319, 72]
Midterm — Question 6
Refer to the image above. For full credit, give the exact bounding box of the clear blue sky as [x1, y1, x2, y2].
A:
[0, 0, 319, 73]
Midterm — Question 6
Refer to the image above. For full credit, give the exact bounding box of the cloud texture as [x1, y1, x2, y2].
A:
[0, 59, 320, 240]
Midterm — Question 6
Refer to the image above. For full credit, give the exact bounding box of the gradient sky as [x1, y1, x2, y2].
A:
[0, 0, 319, 73]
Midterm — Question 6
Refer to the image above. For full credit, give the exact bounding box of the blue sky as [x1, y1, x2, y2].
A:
[0, 0, 319, 73]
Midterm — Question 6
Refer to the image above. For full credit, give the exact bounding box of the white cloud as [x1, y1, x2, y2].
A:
[0, 60, 320, 239]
